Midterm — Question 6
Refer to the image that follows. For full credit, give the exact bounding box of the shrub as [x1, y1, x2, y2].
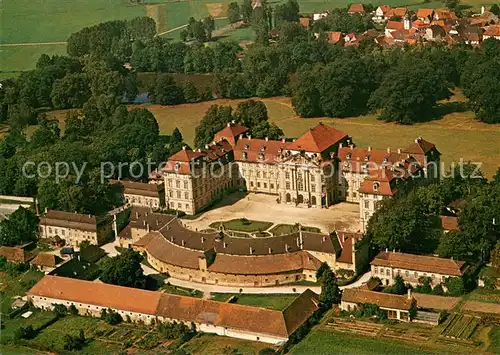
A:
[53, 303, 68, 317]
[14, 325, 37, 340]
[63, 329, 86, 351]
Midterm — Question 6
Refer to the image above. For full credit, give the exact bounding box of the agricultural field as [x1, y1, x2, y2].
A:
[290, 329, 433, 355]
[440, 313, 480, 341]
[467, 288, 500, 304]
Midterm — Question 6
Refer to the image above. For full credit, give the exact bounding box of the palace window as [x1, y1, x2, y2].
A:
[364, 201, 369, 209]
[270, 183, 274, 189]
[168, 179, 172, 186]
[311, 184, 316, 193]
[184, 181, 188, 189]
[169, 191, 173, 198]
[176, 180, 180, 188]
[264, 183, 267, 188]
[311, 175, 315, 182]
[184, 192, 189, 199]
[286, 182, 290, 189]
[285, 172, 290, 179]
[177, 191, 181, 198]
[257, 182, 261, 188]
[373, 182, 380, 191]
[297, 181, 304, 191]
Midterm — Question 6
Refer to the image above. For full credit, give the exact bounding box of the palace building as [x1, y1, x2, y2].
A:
[160, 122, 439, 231]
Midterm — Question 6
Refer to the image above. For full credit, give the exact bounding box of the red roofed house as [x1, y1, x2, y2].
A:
[483, 25, 500, 40]
[348, 3, 365, 14]
[416, 8, 434, 23]
[341, 287, 415, 321]
[373, 5, 391, 23]
[324, 31, 344, 45]
[0, 246, 30, 263]
[386, 7, 407, 19]
[299, 17, 311, 29]
[28, 275, 320, 345]
[385, 20, 405, 36]
[440, 216, 459, 232]
[371, 251, 468, 287]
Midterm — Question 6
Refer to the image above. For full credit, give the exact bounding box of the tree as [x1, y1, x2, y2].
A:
[182, 81, 199, 103]
[0, 207, 39, 246]
[101, 308, 123, 325]
[241, 0, 253, 23]
[69, 304, 79, 315]
[274, 0, 300, 24]
[491, 3, 500, 16]
[99, 250, 147, 289]
[30, 116, 61, 149]
[444, 277, 466, 296]
[391, 275, 407, 295]
[151, 74, 184, 105]
[432, 283, 444, 295]
[63, 329, 86, 351]
[194, 104, 233, 148]
[203, 16, 215, 41]
[53, 303, 68, 317]
[316, 262, 331, 280]
[444, 0, 459, 9]
[14, 325, 37, 341]
[319, 268, 341, 307]
[233, 99, 268, 128]
[51, 73, 91, 109]
[228, 2, 241, 23]
[436, 230, 471, 260]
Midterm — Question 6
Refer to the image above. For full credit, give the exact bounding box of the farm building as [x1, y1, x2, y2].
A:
[28, 275, 319, 345]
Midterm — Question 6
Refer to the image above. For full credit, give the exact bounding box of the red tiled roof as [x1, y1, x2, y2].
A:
[28, 275, 162, 315]
[440, 216, 459, 231]
[386, 7, 407, 18]
[30, 253, 58, 267]
[39, 210, 99, 233]
[110, 180, 163, 198]
[0, 246, 28, 263]
[413, 19, 430, 29]
[337, 231, 365, 264]
[348, 3, 365, 13]
[386, 21, 405, 31]
[358, 168, 398, 196]
[326, 31, 343, 43]
[403, 137, 436, 155]
[342, 288, 413, 310]
[377, 5, 391, 15]
[213, 123, 249, 147]
[234, 137, 288, 164]
[286, 123, 348, 153]
[417, 8, 434, 19]
[371, 251, 467, 276]
[484, 25, 500, 36]
[338, 146, 407, 173]
[28, 276, 319, 339]
[299, 17, 311, 28]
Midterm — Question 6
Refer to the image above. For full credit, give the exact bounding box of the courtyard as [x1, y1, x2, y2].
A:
[183, 192, 361, 234]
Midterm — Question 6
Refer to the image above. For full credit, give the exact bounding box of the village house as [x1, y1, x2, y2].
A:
[340, 287, 415, 322]
[440, 216, 459, 233]
[372, 5, 391, 23]
[111, 180, 165, 209]
[371, 251, 468, 286]
[416, 8, 434, 23]
[38, 209, 112, 248]
[28, 275, 319, 345]
[483, 25, 500, 40]
[30, 252, 61, 272]
[347, 3, 365, 14]
[0, 246, 31, 263]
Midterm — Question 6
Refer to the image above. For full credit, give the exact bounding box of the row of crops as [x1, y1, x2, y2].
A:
[441, 313, 479, 340]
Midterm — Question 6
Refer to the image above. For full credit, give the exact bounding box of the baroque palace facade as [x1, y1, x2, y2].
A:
[160, 122, 440, 230]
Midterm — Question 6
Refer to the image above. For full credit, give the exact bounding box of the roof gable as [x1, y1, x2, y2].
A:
[286, 123, 348, 153]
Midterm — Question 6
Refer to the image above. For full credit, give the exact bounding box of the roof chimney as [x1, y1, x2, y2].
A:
[285, 244, 289, 252]
[387, 147, 391, 153]
[397, 148, 402, 154]
[223, 242, 227, 248]
[368, 146, 372, 151]
[201, 237, 204, 244]
[182, 146, 187, 150]
[268, 247, 272, 254]
[339, 143, 343, 148]
[350, 144, 354, 150]
[248, 135, 252, 140]
[227, 122, 231, 127]
[265, 137, 269, 141]
[407, 288, 412, 300]
[249, 247, 253, 255]
[239, 134, 243, 140]
[385, 247, 388, 253]
[182, 240, 185, 246]
[282, 138, 286, 143]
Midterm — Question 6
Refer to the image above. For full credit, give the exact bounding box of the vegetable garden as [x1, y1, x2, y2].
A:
[441, 313, 480, 340]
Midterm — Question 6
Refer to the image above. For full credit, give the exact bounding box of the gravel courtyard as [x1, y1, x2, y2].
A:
[183, 192, 362, 234]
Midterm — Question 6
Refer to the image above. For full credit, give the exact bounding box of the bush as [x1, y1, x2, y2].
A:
[63, 329, 86, 351]
[52, 303, 68, 317]
[14, 325, 37, 340]
[240, 218, 250, 225]
[101, 308, 122, 325]
[69, 304, 79, 315]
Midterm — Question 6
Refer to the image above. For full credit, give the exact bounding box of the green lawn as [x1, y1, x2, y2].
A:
[161, 283, 203, 298]
[210, 293, 298, 310]
[489, 326, 500, 354]
[209, 218, 273, 233]
[0, 310, 58, 344]
[290, 330, 432, 355]
[0, 45, 67, 75]
[182, 333, 274, 355]
[0, 269, 44, 314]
[269, 224, 321, 236]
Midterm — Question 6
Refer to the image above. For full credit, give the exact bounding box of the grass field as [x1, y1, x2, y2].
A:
[210, 293, 298, 310]
[290, 329, 432, 354]
[182, 333, 274, 355]
[0, 269, 44, 314]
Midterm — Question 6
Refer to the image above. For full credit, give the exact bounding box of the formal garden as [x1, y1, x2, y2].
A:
[207, 218, 321, 238]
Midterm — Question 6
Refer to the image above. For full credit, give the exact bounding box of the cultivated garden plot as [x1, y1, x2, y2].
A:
[325, 318, 384, 337]
[440, 313, 480, 341]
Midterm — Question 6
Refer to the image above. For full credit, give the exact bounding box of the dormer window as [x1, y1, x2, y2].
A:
[242, 152, 248, 160]
[373, 182, 380, 191]
[346, 153, 352, 160]
[244, 144, 249, 150]
[174, 162, 180, 171]
[260, 146, 266, 152]
[364, 154, 370, 162]
[258, 153, 265, 160]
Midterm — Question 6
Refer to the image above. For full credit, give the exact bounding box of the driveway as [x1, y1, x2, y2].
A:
[183, 192, 362, 234]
